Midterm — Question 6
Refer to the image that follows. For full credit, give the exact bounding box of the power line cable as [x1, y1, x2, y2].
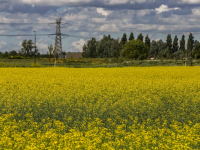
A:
[0, 33, 99, 39]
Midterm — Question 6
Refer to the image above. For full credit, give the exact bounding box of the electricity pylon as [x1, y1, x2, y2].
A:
[48, 17, 69, 59]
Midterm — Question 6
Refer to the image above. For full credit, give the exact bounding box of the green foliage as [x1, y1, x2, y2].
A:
[179, 34, 185, 51]
[145, 35, 150, 50]
[129, 32, 134, 41]
[20, 39, 38, 58]
[193, 40, 200, 59]
[166, 34, 172, 53]
[9, 55, 24, 59]
[82, 38, 97, 58]
[121, 33, 127, 45]
[95, 35, 121, 58]
[121, 39, 149, 60]
[9, 50, 17, 56]
[157, 47, 170, 59]
[150, 40, 167, 58]
[137, 33, 143, 42]
[187, 33, 194, 56]
[174, 50, 185, 60]
[149, 40, 159, 56]
[48, 44, 54, 61]
[173, 35, 179, 53]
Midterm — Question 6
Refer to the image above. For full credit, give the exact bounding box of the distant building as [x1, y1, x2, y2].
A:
[66, 52, 83, 58]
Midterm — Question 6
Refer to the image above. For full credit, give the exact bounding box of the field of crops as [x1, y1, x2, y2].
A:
[0, 67, 200, 149]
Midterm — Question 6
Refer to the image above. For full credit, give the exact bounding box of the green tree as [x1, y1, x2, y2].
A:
[137, 33, 143, 42]
[62, 51, 66, 58]
[121, 39, 149, 60]
[21, 39, 35, 58]
[121, 33, 127, 45]
[110, 38, 121, 58]
[9, 50, 17, 56]
[96, 35, 118, 58]
[193, 40, 200, 59]
[145, 35, 150, 50]
[129, 32, 134, 41]
[157, 47, 170, 59]
[2, 51, 9, 58]
[187, 32, 194, 57]
[47, 44, 54, 61]
[88, 38, 97, 58]
[82, 44, 88, 58]
[157, 39, 167, 52]
[173, 35, 179, 53]
[166, 34, 172, 53]
[82, 38, 97, 58]
[150, 39, 167, 58]
[149, 40, 159, 56]
[179, 34, 185, 51]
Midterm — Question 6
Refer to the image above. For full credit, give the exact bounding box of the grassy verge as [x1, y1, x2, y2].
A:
[0, 58, 200, 67]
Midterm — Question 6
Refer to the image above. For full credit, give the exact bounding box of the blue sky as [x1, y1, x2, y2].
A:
[0, 0, 200, 54]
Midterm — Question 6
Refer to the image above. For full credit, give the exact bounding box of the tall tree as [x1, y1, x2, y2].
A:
[193, 40, 200, 59]
[187, 32, 194, 56]
[121, 33, 127, 45]
[166, 34, 172, 53]
[110, 39, 121, 58]
[96, 35, 113, 58]
[137, 33, 143, 42]
[21, 39, 34, 58]
[87, 38, 96, 58]
[173, 35, 179, 53]
[27, 40, 34, 56]
[48, 44, 54, 61]
[145, 35, 150, 50]
[179, 34, 185, 51]
[129, 32, 134, 41]
[82, 44, 88, 58]
[150, 40, 159, 56]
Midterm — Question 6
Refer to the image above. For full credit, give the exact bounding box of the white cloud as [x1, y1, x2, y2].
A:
[63, 14, 88, 21]
[37, 42, 48, 54]
[0, 41, 6, 49]
[91, 17, 106, 23]
[130, 0, 147, 4]
[20, 0, 92, 6]
[96, 8, 113, 17]
[70, 39, 86, 52]
[156, 4, 180, 14]
[179, 0, 200, 4]
[192, 7, 200, 15]
[81, 32, 89, 37]
[16, 36, 22, 40]
[106, 0, 129, 4]
[99, 24, 119, 32]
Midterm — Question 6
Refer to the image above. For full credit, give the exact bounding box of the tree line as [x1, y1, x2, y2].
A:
[0, 39, 40, 59]
[82, 32, 200, 60]
[0, 40, 66, 59]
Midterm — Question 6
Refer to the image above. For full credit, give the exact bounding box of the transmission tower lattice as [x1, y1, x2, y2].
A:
[48, 18, 69, 58]
[55, 18, 62, 58]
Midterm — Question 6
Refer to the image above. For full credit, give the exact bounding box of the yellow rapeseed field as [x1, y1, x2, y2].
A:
[0, 67, 200, 149]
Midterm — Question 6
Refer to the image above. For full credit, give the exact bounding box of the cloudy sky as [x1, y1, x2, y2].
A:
[0, 0, 200, 54]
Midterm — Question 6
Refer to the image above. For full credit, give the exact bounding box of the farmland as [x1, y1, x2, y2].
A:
[0, 67, 200, 149]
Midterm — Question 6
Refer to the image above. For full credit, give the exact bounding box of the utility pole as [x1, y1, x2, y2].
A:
[34, 31, 36, 66]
